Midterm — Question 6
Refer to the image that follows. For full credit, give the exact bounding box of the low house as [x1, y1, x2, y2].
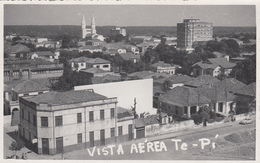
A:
[85, 39, 104, 46]
[184, 75, 220, 88]
[192, 58, 236, 77]
[116, 107, 135, 142]
[69, 57, 111, 71]
[119, 53, 141, 63]
[151, 61, 181, 75]
[235, 82, 256, 98]
[159, 86, 211, 118]
[134, 115, 160, 139]
[128, 71, 171, 80]
[35, 41, 61, 49]
[78, 45, 102, 53]
[154, 75, 193, 89]
[30, 51, 56, 62]
[6, 43, 30, 59]
[79, 67, 114, 77]
[4, 79, 50, 125]
[91, 74, 121, 84]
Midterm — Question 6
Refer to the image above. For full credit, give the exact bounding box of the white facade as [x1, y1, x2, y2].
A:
[75, 79, 155, 115]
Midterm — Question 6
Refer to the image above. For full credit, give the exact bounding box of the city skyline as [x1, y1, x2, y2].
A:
[4, 5, 256, 27]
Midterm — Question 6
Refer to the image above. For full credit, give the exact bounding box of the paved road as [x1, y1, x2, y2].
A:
[63, 121, 256, 160]
[4, 119, 256, 160]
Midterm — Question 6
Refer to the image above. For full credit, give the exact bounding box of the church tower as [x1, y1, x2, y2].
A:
[91, 13, 96, 34]
[81, 14, 86, 39]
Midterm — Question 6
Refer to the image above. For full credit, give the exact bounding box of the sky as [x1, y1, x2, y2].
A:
[4, 5, 256, 27]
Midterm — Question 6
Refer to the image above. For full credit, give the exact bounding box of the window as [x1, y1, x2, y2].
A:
[23, 93, 29, 96]
[103, 65, 109, 68]
[110, 108, 115, 118]
[28, 112, 30, 123]
[100, 110, 104, 120]
[89, 111, 94, 122]
[110, 128, 115, 137]
[21, 108, 24, 119]
[77, 113, 82, 123]
[55, 116, 63, 126]
[41, 117, 48, 127]
[118, 126, 123, 136]
[77, 133, 82, 144]
[33, 115, 36, 126]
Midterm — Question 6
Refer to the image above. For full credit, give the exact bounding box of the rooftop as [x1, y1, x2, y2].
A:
[92, 74, 121, 84]
[30, 51, 55, 57]
[208, 58, 236, 69]
[151, 61, 180, 68]
[159, 86, 211, 106]
[235, 82, 256, 97]
[69, 57, 110, 64]
[7, 44, 30, 54]
[14, 80, 50, 94]
[80, 67, 107, 74]
[24, 90, 108, 105]
[184, 75, 220, 88]
[119, 53, 140, 61]
[117, 107, 133, 119]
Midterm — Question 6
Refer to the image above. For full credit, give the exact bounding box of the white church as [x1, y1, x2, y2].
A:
[81, 13, 104, 41]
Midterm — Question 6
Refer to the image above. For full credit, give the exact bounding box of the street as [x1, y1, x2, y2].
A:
[4, 119, 256, 160]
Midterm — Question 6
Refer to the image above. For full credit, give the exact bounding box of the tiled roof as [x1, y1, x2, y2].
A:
[69, 57, 93, 62]
[134, 116, 159, 128]
[165, 75, 193, 84]
[79, 45, 102, 50]
[213, 51, 226, 58]
[119, 53, 140, 61]
[208, 58, 236, 69]
[8, 44, 30, 54]
[80, 67, 107, 74]
[184, 75, 220, 88]
[92, 74, 121, 84]
[69, 57, 110, 64]
[153, 86, 164, 95]
[24, 90, 108, 105]
[192, 62, 219, 69]
[87, 58, 111, 64]
[128, 71, 154, 79]
[159, 86, 211, 106]
[117, 107, 133, 119]
[14, 80, 50, 94]
[194, 86, 235, 102]
[235, 82, 256, 97]
[135, 118, 146, 128]
[151, 61, 175, 68]
[30, 51, 55, 57]
[217, 78, 246, 93]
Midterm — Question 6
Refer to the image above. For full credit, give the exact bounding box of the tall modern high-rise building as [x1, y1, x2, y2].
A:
[177, 19, 213, 51]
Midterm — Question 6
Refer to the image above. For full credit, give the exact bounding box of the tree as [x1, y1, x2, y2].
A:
[234, 96, 255, 114]
[9, 141, 24, 158]
[230, 54, 256, 84]
[205, 40, 226, 52]
[162, 80, 172, 92]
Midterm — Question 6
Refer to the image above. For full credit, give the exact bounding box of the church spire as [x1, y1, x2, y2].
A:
[81, 14, 86, 39]
[91, 12, 96, 34]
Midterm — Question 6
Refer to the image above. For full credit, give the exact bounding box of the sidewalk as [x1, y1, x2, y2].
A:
[4, 115, 256, 160]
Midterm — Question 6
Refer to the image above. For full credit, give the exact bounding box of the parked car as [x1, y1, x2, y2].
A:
[239, 118, 253, 125]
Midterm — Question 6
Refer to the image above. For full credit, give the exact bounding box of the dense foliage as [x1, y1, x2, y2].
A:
[230, 54, 256, 85]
